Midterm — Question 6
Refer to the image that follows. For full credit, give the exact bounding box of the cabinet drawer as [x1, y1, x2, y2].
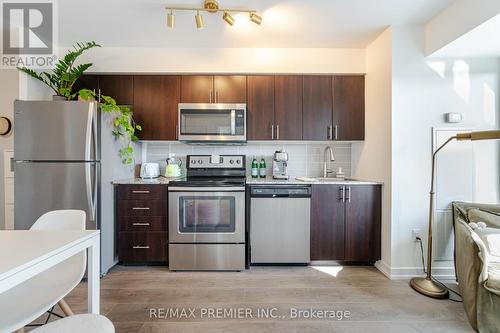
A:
[119, 216, 167, 231]
[117, 185, 166, 200]
[118, 232, 167, 263]
[118, 200, 166, 216]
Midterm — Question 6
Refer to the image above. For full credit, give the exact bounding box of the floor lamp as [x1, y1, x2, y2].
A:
[410, 130, 500, 298]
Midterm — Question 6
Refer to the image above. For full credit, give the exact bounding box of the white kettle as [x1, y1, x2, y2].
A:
[140, 163, 160, 179]
[165, 154, 182, 177]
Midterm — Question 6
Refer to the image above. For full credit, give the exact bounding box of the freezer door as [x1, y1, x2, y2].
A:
[14, 100, 98, 161]
[14, 161, 99, 230]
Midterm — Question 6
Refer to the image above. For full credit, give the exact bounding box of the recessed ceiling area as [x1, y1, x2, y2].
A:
[58, 0, 455, 48]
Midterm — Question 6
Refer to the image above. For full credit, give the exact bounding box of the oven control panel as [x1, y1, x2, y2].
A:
[187, 155, 245, 169]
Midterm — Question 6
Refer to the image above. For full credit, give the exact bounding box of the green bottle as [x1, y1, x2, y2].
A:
[251, 156, 259, 178]
[259, 158, 266, 178]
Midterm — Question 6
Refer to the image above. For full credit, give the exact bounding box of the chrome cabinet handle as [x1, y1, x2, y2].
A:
[133, 245, 150, 249]
[209, 91, 212, 103]
[276, 124, 280, 140]
[346, 187, 351, 203]
[334, 125, 339, 140]
[215, 91, 219, 103]
[132, 223, 150, 226]
[271, 125, 274, 140]
[132, 207, 150, 210]
[339, 186, 344, 202]
[328, 125, 333, 140]
[132, 190, 150, 194]
[175, 125, 178, 140]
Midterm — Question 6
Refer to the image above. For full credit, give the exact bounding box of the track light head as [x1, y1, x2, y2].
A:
[167, 10, 175, 28]
[223, 11, 235, 26]
[249, 12, 262, 25]
[195, 11, 204, 29]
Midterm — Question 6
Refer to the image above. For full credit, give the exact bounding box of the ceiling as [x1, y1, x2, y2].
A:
[58, 0, 455, 48]
[430, 13, 500, 57]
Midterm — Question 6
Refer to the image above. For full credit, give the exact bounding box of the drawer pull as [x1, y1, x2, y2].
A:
[132, 207, 150, 210]
[133, 245, 150, 249]
[132, 223, 150, 226]
[132, 190, 150, 194]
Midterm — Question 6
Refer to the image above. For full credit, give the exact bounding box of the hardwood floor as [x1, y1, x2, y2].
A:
[30, 266, 472, 332]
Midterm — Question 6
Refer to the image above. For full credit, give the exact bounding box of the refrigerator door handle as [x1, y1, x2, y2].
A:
[85, 103, 94, 161]
[86, 162, 96, 221]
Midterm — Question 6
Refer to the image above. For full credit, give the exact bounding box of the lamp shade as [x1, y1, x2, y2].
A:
[456, 130, 500, 141]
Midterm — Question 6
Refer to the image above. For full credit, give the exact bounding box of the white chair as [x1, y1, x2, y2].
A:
[30, 314, 114, 333]
[0, 210, 87, 333]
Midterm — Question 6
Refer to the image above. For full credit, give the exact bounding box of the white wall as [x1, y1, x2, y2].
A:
[0, 69, 18, 229]
[390, 24, 500, 278]
[73, 47, 366, 74]
[426, 0, 500, 56]
[351, 28, 393, 272]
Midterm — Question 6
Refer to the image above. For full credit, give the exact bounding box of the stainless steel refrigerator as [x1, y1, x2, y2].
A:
[13, 100, 133, 274]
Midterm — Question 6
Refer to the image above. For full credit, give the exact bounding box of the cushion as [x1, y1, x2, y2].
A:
[472, 227, 500, 262]
[468, 208, 500, 228]
[485, 263, 500, 295]
[30, 314, 114, 333]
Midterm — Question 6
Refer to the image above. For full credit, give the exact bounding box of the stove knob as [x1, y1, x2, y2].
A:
[198, 159, 202, 164]
[236, 159, 241, 164]
[229, 160, 234, 164]
[191, 160, 196, 164]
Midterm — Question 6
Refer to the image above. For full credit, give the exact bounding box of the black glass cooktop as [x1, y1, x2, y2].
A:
[168, 177, 246, 187]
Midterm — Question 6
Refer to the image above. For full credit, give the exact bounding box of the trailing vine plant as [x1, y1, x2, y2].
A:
[17, 41, 100, 100]
[78, 89, 141, 165]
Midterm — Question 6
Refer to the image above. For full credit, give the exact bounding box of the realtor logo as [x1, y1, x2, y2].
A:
[1, 1, 56, 68]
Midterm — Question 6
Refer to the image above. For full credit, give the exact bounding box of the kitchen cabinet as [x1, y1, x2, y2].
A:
[181, 75, 246, 103]
[303, 76, 333, 140]
[133, 75, 180, 140]
[98, 75, 134, 105]
[116, 184, 168, 264]
[247, 76, 275, 140]
[333, 75, 365, 141]
[310, 184, 381, 262]
[73, 75, 99, 95]
[310, 184, 345, 260]
[274, 75, 303, 140]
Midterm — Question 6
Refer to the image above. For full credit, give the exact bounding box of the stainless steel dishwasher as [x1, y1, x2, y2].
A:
[250, 186, 311, 264]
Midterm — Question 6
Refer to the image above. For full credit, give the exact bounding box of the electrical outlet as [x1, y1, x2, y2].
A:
[412, 229, 421, 241]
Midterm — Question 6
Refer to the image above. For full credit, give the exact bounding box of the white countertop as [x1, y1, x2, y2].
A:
[113, 175, 381, 185]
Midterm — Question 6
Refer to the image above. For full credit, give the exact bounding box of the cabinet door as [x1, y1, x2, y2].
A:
[274, 75, 303, 140]
[303, 76, 333, 140]
[180, 75, 213, 103]
[310, 185, 345, 260]
[333, 75, 365, 140]
[133, 75, 180, 140]
[98, 75, 134, 105]
[72, 75, 99, 96]
[345, 185, 381, 262]
[214, 76, 246, 103]
[247, 76, 274, 140]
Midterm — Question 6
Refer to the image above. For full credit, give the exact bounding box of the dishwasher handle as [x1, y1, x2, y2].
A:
[250, 186, 311, 198]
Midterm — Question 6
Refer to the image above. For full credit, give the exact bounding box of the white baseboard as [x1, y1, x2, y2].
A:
[374, 260, 456, 280]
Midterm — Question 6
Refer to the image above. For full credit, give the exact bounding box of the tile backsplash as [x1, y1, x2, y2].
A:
[141, 141, 352, 178]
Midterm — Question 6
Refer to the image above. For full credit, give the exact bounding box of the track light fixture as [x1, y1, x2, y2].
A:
[222, 11, 234, 26]
[195, 11, 204, 29]
[165, 0, 262, 29]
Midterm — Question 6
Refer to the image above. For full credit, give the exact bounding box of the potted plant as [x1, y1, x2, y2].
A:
[17, 41, 100, 100]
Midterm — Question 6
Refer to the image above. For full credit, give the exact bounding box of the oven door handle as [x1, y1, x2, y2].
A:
[230, 110, 236, 135]
[168, 186, 246, 192]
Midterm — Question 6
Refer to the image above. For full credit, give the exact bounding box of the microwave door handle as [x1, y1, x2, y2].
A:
[231, 110, 236, 135]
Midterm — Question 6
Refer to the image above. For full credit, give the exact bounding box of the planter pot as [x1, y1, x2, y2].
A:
[52, 95, 66, 101]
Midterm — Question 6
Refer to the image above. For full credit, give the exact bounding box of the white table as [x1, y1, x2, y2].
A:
[0, 230, 100, 314]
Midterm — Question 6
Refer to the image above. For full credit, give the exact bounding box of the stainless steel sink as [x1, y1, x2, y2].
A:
[314, 177, 353, 182]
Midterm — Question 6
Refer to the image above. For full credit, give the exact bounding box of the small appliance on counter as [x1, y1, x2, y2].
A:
[165, 153, 182, 177]
[140, 162, 160, 179]
[272, 150, 289, 179]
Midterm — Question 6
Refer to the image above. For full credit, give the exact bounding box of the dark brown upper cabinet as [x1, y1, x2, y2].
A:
[214, 76, 246, 103]
[98, 75, 134, 106]
[180, 75, 213, 103]
[302, 76, 333, 140]
[310, 184, 345, 260]
[72, 75, 99, 96]
[333, 75, 365, 141]
[344, 185, 381, 262]
[181, 75, 246, 104]
[133, 75, 180, 141]
[274, 75, 303, 140]
[247, 76, 275, 140]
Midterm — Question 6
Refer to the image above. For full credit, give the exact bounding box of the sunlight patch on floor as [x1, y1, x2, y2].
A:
[311, 266, 344, 277]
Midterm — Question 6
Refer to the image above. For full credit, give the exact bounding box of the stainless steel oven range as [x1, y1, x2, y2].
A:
[168, 155, 246, 271]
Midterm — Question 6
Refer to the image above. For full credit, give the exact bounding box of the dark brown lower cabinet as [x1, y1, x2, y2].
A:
[116, 185, 168, 264]
[310, 184, 381, 262]
[311, 185, 345, 260]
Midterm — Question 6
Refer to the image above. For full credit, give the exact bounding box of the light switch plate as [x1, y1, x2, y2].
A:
[446, 112, 463, 123]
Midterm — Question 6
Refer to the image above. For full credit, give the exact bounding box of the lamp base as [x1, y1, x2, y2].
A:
[410, 277, 449, 299]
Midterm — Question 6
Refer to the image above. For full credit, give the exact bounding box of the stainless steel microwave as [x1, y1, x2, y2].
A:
[178, 103, 246, 143]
